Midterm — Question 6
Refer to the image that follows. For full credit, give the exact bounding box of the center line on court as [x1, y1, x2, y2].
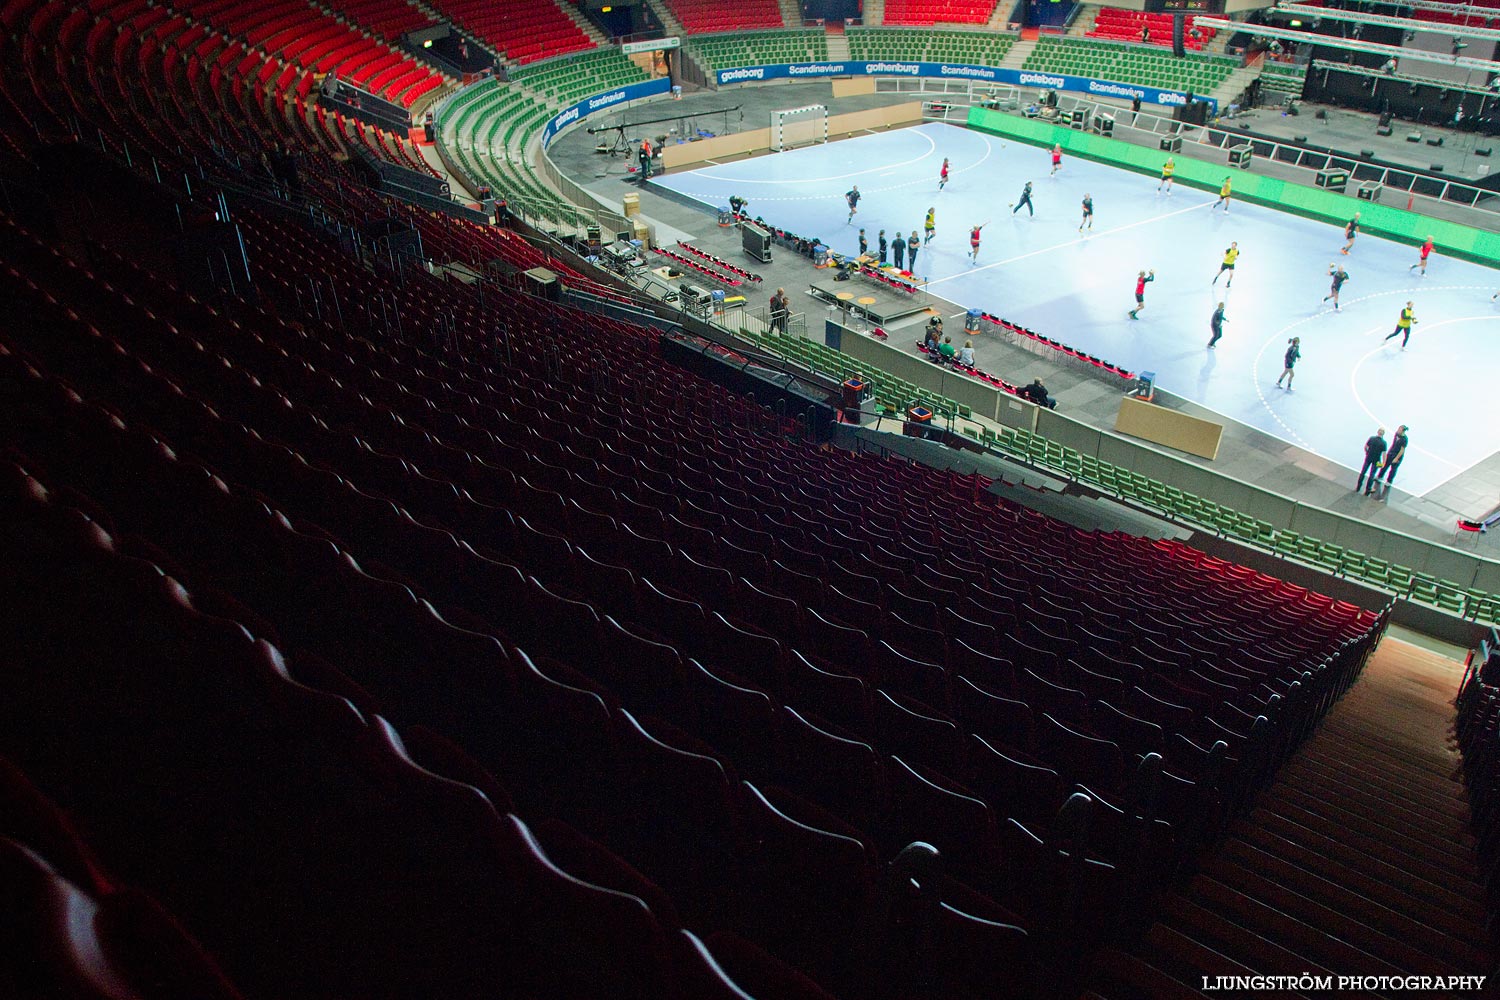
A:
[926, 201, 1211, 288]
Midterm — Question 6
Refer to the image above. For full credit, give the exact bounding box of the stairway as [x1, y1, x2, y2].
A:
[998, 37, 1037, 71]
[985, 0, 1013, 30]
[862, 0, 885, 26]
[645, 0, 688, 40]
[1087, 637, 1493, 999]
[824, 23, 850, 61]
[557, 0, 612, 48]
[1066, 2, 1099, 36]
[1209, 58, 1262, 113]
[778, 0, 805, 29]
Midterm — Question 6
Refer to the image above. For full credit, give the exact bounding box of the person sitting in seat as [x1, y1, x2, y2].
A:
[729, 194, 747, 217]
[957, 340, 975, 367]
[938, 336, 957, 362]
[1024, 378, 1056, 409]
[923, 324, 941, 352]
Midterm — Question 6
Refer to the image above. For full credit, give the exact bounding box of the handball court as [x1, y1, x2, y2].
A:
[653, 121, 1500, 503]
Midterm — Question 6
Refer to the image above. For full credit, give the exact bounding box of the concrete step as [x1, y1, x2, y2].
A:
[998, 37, 1037, 71]
[1258, 786, 1484, 886]
[1284, 741, 1468, 814]
[1183, 874, 1410, 993]
[824, 26, 850, 61]
[1276, 757, 1474, 839]
[1241, 806, 1488, 921]
[1217, 838, 1488, 971]
[1160, 891, 1328, 994]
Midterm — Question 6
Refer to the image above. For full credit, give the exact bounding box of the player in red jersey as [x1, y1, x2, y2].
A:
[1409, 235, 1434, 275]
[939, 157, 950, 190]
[1050, 144, 1063, 175]
[1128, 269, 1155, 320]
[969, 222, 988, 263]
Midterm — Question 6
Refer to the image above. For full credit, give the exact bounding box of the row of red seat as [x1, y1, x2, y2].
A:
[159, 0, 446, 107]
[321, 0, 433, 42]
[423, 0, 594, 64]
[653, 244, 747, 286]
[882, 0, 997, 27]
[660, 0, 785, 34]
[677, 240, 763, 282]
[978, 310, 1136, 380]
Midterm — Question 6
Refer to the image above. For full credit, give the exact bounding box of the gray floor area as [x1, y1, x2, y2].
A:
[544, 81, 1500, 557]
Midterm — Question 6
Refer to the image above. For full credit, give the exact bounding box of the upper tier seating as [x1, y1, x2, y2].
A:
[1024, 37, 1238, 95]
[1087, 7, 1216, 50]
[846, 26, 1015, 65]
[319, 0, 433, 42]
[166, 0, 448, 107]
[881, 0, 998, 27]
[424, 0, 594, 64]
[661, 0, 785, 34]
[1410, 0, 1500, 23]
[689, 29, 828, 70]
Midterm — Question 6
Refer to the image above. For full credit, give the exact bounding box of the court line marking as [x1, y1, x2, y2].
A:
[1250, 285, 1492, 484]
[1348, 313, 1498, 472]
[688, 126, 938, 184]
[925, 200, 1210, 288]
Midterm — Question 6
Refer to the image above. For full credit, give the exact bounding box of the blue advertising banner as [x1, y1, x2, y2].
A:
[542, 78, 673, 147]
[714, 62, 1216, 114]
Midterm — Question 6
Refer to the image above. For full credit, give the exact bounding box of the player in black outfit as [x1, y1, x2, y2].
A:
[1207, 302, 1227, 347]
[1323, 263, 1348, 310]
[1356, 428, 1387, 495]
[1010, 181, 1034, 217]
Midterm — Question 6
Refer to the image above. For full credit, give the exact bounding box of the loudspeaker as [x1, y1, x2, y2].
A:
[1477, 147, 1493, 156]
[1406, 132, 1422, 142]
[1431, 163, 1445, 172]
[1378, 113, 1393, 126]
[1375, 125, 1393, 136]
[1294, 134, 1308, 143]
[1172, 15, 1185, 57]
[1315, 109, 1328, 119]
[1427, 136, 1444, 146]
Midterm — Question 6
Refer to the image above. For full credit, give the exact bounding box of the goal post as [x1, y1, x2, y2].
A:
[770, 104, 828, 152]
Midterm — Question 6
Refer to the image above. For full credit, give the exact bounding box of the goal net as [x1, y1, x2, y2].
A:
[770, 104, 828, 152]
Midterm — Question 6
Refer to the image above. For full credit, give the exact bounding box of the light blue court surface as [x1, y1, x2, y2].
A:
[654, 121, 1500, 498]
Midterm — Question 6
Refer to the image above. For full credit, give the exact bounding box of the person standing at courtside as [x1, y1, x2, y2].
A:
[1356, 427, 1387, 496]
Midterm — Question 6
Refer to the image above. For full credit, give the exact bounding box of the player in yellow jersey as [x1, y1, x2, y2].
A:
[1212, 242, 1240, 288]
[924, 207, 936, 246]
[1213, 176, 1231, 212]
[1157, 157, 1175, 193]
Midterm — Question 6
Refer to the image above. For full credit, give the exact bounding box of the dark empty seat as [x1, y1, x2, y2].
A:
[734, 781, 875, 983]
[953, 675, 1037, 754]
[872, 640, 952, 713]
[874, 689, 961, 774]
[1090, 700, 1165, 759]
[1039, 714, 1127, 793]
[884, 756, 1001, 882]
[785, 649, 873, 738]
[965, 734, 1065, 826]
[682, 659, 778, 780]
[778, 706, 886, 830]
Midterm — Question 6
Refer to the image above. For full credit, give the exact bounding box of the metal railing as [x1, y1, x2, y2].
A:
[1071, 97, 1500, 219]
